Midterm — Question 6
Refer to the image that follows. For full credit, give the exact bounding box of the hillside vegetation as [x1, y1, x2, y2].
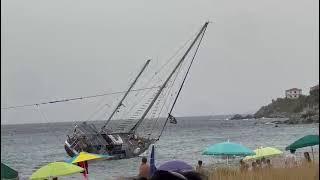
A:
[254, 87, 319, 123]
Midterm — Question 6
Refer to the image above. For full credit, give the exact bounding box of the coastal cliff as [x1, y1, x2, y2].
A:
[254, 87, 319, 124]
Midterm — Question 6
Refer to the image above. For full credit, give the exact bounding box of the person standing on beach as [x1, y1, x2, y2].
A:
[138, 157, 150, 179]
[303, 152, 312, 167]
[195, 160, 203, 173]
[261, 157, 267, 168]
[250, 162, 258, 171]
[256, 159, 263, 169]
[195, 160, 207, 180]
[303, 152, 311, 163]
[239, 159, 247, 172]
[77, 161, 89, 180]
[266, 159, 272, 169]
[285, 149, 297, 168]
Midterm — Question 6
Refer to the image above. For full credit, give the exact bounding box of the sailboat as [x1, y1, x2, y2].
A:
[64, 22, 210, 159]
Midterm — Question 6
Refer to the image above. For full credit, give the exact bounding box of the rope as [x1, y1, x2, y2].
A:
[136, 28, 201, 93]
[148, 60, 185, 138]
[36, 105, 49, 123]
[36, 105, 66, 143]
[85, 99, 111, 122]
[1, 86, 160, 110]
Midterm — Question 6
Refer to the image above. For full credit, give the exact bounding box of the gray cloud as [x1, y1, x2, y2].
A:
[1, 0, 318, 124]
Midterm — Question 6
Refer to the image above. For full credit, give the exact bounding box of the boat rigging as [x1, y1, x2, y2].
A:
[64, 22, 210, 159]
[3, 21, 211, 160]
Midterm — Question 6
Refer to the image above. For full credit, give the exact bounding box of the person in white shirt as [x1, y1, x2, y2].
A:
[261, 157, 267, 168]
[285, 149, 297, 168]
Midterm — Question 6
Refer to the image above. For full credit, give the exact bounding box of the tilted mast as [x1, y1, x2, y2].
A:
[100, 59, 151, 132]
[129, 22, 209, 134]
[158, 23, 209, 139]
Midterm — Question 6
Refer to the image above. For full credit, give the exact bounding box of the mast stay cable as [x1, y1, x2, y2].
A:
[129, 22, 209, 134]
[158, 23, 209, 139]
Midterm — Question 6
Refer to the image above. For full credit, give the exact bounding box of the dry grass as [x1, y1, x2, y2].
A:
[206, 163, 319, 180]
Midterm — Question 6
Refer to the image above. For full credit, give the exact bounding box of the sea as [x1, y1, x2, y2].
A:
[1, 116, 319, 180]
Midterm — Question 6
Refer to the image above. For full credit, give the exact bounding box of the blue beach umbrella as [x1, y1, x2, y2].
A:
[149, 144, 157, 177]
[158, 160, 193, 173]
[202, 141, 255, 164]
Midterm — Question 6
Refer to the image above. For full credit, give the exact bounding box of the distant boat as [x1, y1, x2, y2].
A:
[265, 122, 275, 125]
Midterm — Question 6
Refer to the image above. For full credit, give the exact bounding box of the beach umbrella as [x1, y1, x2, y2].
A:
[243, 147, 283, 161]
[149, 144, 157, 177]
[66, 152, 112, 180]
[285, 134, 319, 161]
[66, 151, 112, 164]
[158, 160, 193, 173]
[202, 141, 255, 164]
[285, 135, 319, 151]
[1, 163, 19, 180]
[203, 141, 255, 156]
[30, 162, 84, 180]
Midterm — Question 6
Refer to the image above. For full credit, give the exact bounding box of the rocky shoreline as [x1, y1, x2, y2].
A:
[281, 114, 319, 124]
[231, 85, 319, 124]
[254, 106, 319, 125]
[256, 86, 318, 124]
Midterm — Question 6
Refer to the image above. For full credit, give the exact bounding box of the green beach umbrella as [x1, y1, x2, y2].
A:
[202, 141, 255, 164]
[285, 135, 319, 151]
[1, 163, 19, 180]
[243, 147, 283, 161]
[30, 162, 84, 180]
[285, 134, 319, 161]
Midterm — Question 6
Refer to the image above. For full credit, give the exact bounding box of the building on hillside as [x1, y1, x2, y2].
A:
[310, 84, 319, 93]
[285, 88, 302, 99]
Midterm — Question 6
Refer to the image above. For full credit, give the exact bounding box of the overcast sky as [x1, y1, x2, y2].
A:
[1, 0, 319, 124]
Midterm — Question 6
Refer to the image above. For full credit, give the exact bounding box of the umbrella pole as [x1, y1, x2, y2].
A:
[311, 146, 314, 161]
[227, 156, 229, 166]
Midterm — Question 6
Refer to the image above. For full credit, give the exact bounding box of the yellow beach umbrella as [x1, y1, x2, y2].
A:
[67, 152, 112, 164]
[30, 162, 84, 180]
[243, 147, 283, 161]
